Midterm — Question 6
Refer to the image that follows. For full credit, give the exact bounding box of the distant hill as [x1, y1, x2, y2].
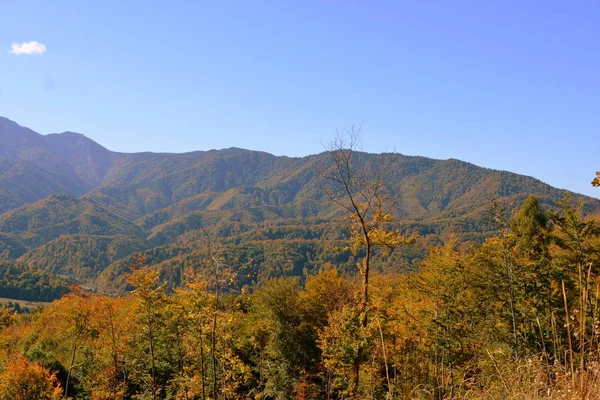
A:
[0, 260, 71, 303]
[1, 116, 599, 291]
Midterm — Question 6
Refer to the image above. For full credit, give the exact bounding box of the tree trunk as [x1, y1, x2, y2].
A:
[64, 341, 77, 399]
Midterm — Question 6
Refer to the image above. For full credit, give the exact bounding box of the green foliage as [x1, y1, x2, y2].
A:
[19, 234, 148, 282]
[0, 261, 70, 302]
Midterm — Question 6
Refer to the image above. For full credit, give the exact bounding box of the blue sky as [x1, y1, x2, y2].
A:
[1, 1, 598, 197]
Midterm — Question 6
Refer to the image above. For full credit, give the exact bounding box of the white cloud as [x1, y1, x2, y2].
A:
[9, 41, 47, 55]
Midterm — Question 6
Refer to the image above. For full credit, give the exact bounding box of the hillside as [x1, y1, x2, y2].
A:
[1, 116, 599, 291]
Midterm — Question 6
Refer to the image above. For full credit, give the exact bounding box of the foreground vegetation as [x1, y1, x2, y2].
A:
[1, 194, 600, 399]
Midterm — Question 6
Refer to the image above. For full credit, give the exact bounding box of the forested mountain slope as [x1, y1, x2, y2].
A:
[1, 116, 598, 291]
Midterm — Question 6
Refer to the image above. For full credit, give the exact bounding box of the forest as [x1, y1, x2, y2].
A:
[0, 140, 600, 399]
[1, 193, 600, 399]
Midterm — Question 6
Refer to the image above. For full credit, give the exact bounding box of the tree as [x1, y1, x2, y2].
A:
[126, 255, 168, 400]
[0, 306, 15, 330]
[508, 196, 555, 356]
[467, 197, 556, 360]
[319, 305, 371, 398]
[592, 172, 600, 187]
[318, 127, 416, 395]
[175, 272, 213, 400]
[87, 296, 130, 400]
[549, 196, 600, 380]
[0, 354, 63, 400]
[419, 240, 484, 394]
[253, 277, 305, 398]
[60, 286, 93, 399]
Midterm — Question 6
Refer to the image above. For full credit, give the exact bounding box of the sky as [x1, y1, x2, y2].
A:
[0, 0, 598, 197]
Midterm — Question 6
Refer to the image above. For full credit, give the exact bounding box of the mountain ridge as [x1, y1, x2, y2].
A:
[0, 116, 582, 197]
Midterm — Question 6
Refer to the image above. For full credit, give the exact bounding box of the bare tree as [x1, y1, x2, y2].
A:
[318, 126, 415, 395]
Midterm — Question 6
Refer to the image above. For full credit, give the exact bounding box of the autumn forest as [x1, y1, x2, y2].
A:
[1, 126, 600, 400]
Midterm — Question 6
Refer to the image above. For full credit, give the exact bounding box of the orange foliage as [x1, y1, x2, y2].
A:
[0, 354, 63, 400]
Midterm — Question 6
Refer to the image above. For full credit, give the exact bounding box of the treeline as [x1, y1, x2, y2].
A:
[0, 261, 71, 303]
[1, 196, 600, 399]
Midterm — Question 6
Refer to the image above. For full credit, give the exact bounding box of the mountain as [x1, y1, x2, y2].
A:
[0, 194, 146, 246]
[0, 158, 86, 214]
[42, 131, 114, 187]
[1, 116, 599, 291]
[0, 117, 163, 209]
[0, 117, 74, 175]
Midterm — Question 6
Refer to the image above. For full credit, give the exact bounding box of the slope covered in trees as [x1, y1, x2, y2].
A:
[1, 117, 600, 292]
[1, 196, 599, 398]
[0, 261, 71, 302]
